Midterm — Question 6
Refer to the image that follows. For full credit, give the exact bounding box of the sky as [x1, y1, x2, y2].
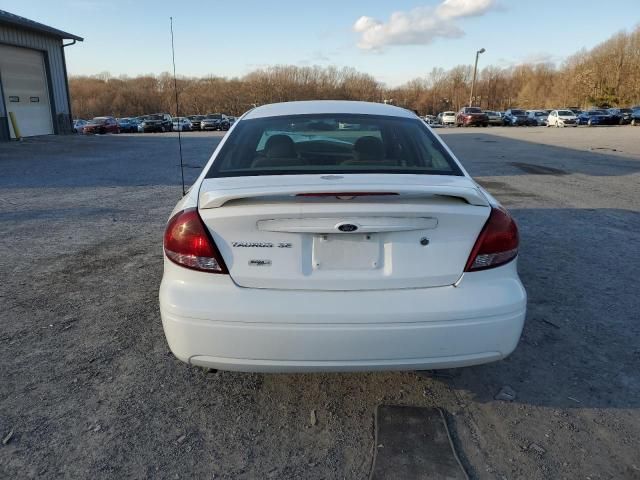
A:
[6, 0, 640, 86]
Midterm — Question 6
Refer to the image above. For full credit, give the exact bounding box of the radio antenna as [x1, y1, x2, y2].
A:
[170, 16, 186, 196]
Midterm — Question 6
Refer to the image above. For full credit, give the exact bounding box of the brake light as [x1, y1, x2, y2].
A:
[295, 192, 398, 197]
[163, 208, 228, 273]
[464, 207, 519, 271]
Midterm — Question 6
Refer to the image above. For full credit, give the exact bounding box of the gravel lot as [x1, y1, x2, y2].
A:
[1, 126, 639, 479]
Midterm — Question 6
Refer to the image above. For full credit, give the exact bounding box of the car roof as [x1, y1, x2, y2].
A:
[243, 100, 416, 120]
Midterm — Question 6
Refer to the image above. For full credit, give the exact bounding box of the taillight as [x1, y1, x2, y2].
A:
[163, 208, 228, 273]
[464, 207, 519, 272]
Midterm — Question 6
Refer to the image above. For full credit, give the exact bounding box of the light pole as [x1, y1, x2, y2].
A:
[469, 48, 485, 107]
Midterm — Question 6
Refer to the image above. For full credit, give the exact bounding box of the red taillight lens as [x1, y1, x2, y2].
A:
[464, 207, 519, 272]
[163, 208, 228, 273]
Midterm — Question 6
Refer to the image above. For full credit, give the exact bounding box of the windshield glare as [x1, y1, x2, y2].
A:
[206, 114, 462, 178]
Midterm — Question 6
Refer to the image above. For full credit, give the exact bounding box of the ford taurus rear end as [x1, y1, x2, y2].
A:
[159, 101, 526, 373]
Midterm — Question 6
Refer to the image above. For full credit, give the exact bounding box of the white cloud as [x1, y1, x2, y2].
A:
[354, 0, 498, 50]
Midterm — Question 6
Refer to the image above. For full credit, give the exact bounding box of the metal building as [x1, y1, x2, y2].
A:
[0, 10, 82, 141]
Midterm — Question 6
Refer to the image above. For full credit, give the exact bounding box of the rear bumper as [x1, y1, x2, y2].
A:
[159, 260, 526, 372]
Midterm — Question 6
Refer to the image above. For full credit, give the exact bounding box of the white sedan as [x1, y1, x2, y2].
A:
[547, 109, 578, 127]
[159, 101, 526, 373]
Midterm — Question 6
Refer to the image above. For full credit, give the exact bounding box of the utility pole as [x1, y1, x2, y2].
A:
[469, 48, 486, 107]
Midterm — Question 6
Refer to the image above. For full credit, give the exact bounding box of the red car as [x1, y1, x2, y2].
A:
[83, 116, 119, 134]
[456, 107, 489, 127]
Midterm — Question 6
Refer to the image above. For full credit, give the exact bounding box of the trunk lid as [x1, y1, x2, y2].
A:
[198, 174, 490, 291]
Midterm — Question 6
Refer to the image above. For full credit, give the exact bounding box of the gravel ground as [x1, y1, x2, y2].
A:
[1, 126, 639, 479]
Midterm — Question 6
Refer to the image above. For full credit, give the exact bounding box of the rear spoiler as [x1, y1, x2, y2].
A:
[199, 185, 489, 208]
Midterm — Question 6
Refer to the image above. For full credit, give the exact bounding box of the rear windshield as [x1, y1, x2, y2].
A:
[206, 114, 222, 119]
[465, 107, 483, 113]
[511, 110, 525, 115]
[206, 114, 462, 178]
[148, 115, 164, 120]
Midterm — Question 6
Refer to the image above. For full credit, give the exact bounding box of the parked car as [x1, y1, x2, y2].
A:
[228, 116, 237, 126]
[187, 115, 205, 130]
[159, 100, 526, 373]
[73, 119, 88, 134]
[576, 110, 615, 126]
[142, 113, 173, 133]
[608, 108, 634, 125]
[631, 108, 640, 126]
[456, 107, 489, 127]
[423, 115, 436, 125]
[484, 111, 503, 126]
[117, 117, 138, 133]
[526, 110, 549, 126]
[502, 109, 529, 126]
[439, 111, 456, 126]
[172, 117, 192, 131]
[201, 113, 228, 131]
[547, 110, 578, 127]
[129, 118, 141, 132]
[136, 116, 148, 133]
[83, 116, 119, 134]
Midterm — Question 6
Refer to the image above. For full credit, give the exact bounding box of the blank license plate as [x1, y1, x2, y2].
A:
[312, 234, 382, 270]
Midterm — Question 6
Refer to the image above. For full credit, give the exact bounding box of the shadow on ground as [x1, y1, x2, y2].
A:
[441, 131, 640, 177]
[0, 134, 220, 189]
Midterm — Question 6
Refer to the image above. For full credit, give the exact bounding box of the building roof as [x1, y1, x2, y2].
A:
[244, 101, 416, 120]
[0, 10, 83, 41]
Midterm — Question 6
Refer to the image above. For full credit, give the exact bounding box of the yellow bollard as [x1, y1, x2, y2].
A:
[8, 111, 21, 140]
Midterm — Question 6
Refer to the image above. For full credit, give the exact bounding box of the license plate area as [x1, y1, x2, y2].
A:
[312, 234, 382, 270]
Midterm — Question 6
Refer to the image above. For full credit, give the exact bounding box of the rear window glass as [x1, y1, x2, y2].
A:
[511, 110, 525, 115]
[465, 107, 483, 113]
[206, 114, 462, 178]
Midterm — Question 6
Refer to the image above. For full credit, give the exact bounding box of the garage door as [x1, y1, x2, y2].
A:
[0, 45, 54, 138]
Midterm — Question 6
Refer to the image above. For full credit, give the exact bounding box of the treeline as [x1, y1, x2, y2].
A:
[69, 26, 640, 119]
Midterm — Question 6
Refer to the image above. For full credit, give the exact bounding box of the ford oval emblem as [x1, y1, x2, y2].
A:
[337, 223, 358, 232]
